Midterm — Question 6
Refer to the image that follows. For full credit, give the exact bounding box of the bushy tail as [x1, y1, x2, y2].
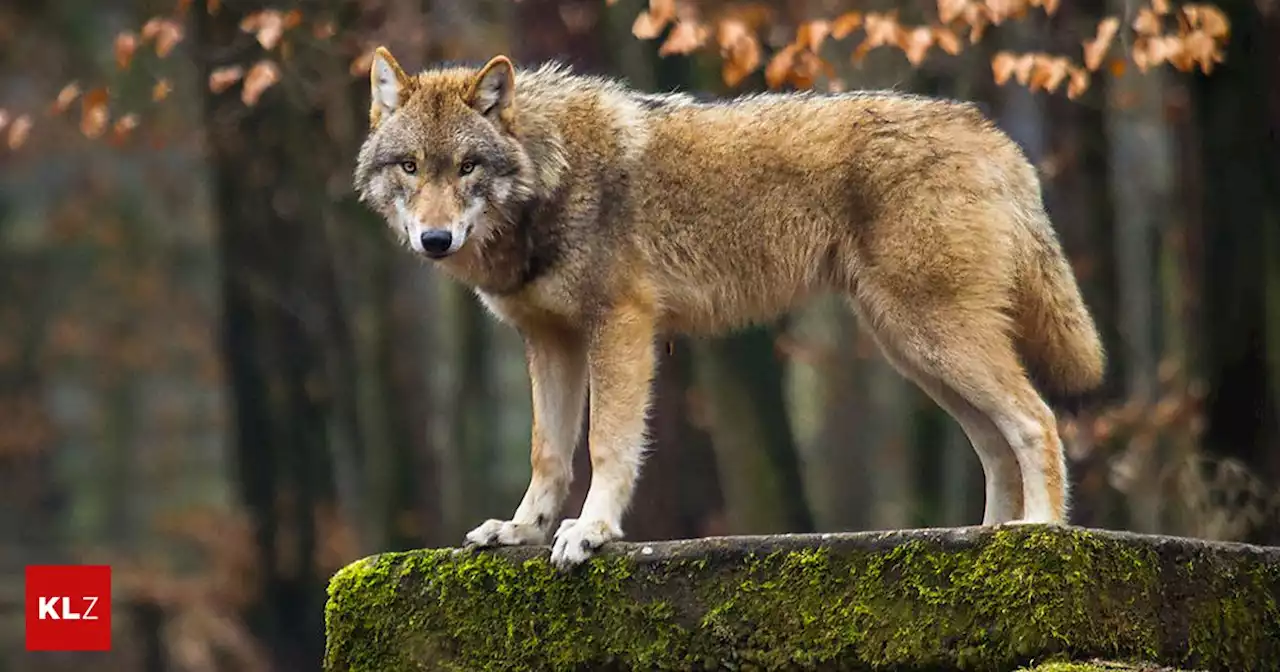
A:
[1016, 220, 1106, 399]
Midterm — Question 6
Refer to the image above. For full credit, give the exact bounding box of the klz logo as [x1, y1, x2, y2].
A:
[25, 565, 112, 651]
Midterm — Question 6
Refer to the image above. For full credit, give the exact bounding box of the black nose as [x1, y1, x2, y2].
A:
[420, 230, 453, 257]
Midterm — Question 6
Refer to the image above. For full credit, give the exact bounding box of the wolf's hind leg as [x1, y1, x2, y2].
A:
[870, 306, 1067, 524]
[856, 311, 1025, 524]
[465, 327, 587, 548]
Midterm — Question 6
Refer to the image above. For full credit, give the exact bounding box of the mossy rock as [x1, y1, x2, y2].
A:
[324, 524, 1280, 671]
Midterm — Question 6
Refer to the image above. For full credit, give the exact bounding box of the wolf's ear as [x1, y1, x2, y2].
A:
[466, 55, 516, 125]
[370, 47, 411, 128]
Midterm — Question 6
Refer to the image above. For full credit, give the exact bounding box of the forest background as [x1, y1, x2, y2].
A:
[0, 0, 1276, 669]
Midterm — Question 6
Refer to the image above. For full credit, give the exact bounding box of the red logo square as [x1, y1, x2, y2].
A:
[25, 565, 112, 651]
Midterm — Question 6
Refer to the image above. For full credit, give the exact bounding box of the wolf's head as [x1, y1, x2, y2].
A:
[353, 49, 536, 261]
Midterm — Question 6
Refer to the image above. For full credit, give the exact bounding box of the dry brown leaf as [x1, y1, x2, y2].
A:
[1083, 16, 1120, 71]
[282, 9, 302, 29]
[765, 43, 800, 89]
[659, 21, 707, 56]
[80, 88, 110, 138]
[796, 20, 830, 51]
[1029, 54, 1070, 92]
[1182, 4, 1230, 38]
[649, 0, 676, 24]
[1041, 0, 1060, 16]
[1067, 66, 1090, 99]
[115, 32, 138, 69]
[349, 50, 374, 76]
[154, 19, 184, 57]
[313, 21, 337, 40]
[111, 113, 139, 143]
[717, 19, 760, 87]
[632, 11, 665, 39]
[1012, 53, 1036, 85]
[932, 26, 963, 55]
[152, 79, 173, 101]
[1152, 0, 1171, 14]
[241, 60, 280, 106]
[938, 0, 969, 24]
[787, 50, 832, 90]
[141, 17, 164, 41]
[985, 0, 1024, 24]
[899, 26, 935, 65]
[208, 65, 244, 93]
[854, 12, 902, 64]
[1133, 8, 1162, 35]
[8, 114, 32, 149]
[241, 10, 285, 50]
[1182, 29, 1226, 73]
[52, 82, 81, 114]
[963, 3, 991, 42]
[831, 11, 863, 39]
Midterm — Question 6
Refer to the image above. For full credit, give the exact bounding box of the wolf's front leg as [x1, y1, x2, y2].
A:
[550, 301, 657, 569]
[465, 327, 587, 548]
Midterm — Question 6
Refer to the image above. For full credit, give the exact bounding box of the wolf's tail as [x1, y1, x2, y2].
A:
[1015, 214, 1106, 399]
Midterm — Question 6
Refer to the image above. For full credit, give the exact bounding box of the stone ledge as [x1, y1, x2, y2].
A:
[324, 525, 1280, 671]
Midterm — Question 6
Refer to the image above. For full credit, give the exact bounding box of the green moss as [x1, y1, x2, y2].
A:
[324, 525, 1280, 671]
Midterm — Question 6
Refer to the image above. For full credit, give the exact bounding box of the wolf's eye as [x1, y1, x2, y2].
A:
[459, 160, 476, 176]
[399, 160, 417, 174]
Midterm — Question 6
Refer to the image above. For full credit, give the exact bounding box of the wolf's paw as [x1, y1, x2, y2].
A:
[550, 518, 620, 570]
[464, 519, 547, 547]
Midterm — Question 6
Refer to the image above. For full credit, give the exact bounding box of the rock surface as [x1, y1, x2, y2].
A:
[324, 524, 1279, 671]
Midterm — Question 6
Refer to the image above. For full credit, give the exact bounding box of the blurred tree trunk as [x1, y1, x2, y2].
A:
[1191, 0, 1280, 544]
[692, 329, 814, 534]
[1037, 0, 1126, 530]
[197, 0, 443, 664]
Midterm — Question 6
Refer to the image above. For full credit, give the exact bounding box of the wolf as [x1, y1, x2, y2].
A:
[352, 48, 1106, 569]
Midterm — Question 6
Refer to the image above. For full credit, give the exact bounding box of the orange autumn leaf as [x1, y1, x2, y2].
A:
[1012, 53, 1036, 85]
[963, 3, 991, 42]
[1067, 66, 1090, 99]
[1152, 0, 1171, 14]
[1041, 0, 1061, 16]
[1132, 8, 1162, 36]
[796, 20, 830, 52]
[313, 21, 337, 40]
[938, 0, 969, 24]
[7, 114, 32, 149]
[152, 79, 173, 101]
[208, 65, 244, 93]
[80, 88, 110, 139]
[115, 32, 138, 69]
[659, 21, 708, 56]
[1083, 16, 1120, 71]
[111, 113, 139, 144]
[1029, 54, 1071, 92]
[150, 19, 184, 57]
[282, 9, 302, 29]
[717, 19, 761, 87]
[853, 12, 901, 64]
[831, 11, 863, 39]
[1181, 29, 1226, 73]
[634, 0, 676, 39]
[349, 50, 374, 76]
[899, 26, 935, 65]
[241, 60, 280, 106]
[52, 82, 81, 114]
[1181, 4, 1229, 38]
[765, 43, 800, 89]
[932, 26, 963, 55]
[241, 10, 285, 50]
[787, 49, 833, 90]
